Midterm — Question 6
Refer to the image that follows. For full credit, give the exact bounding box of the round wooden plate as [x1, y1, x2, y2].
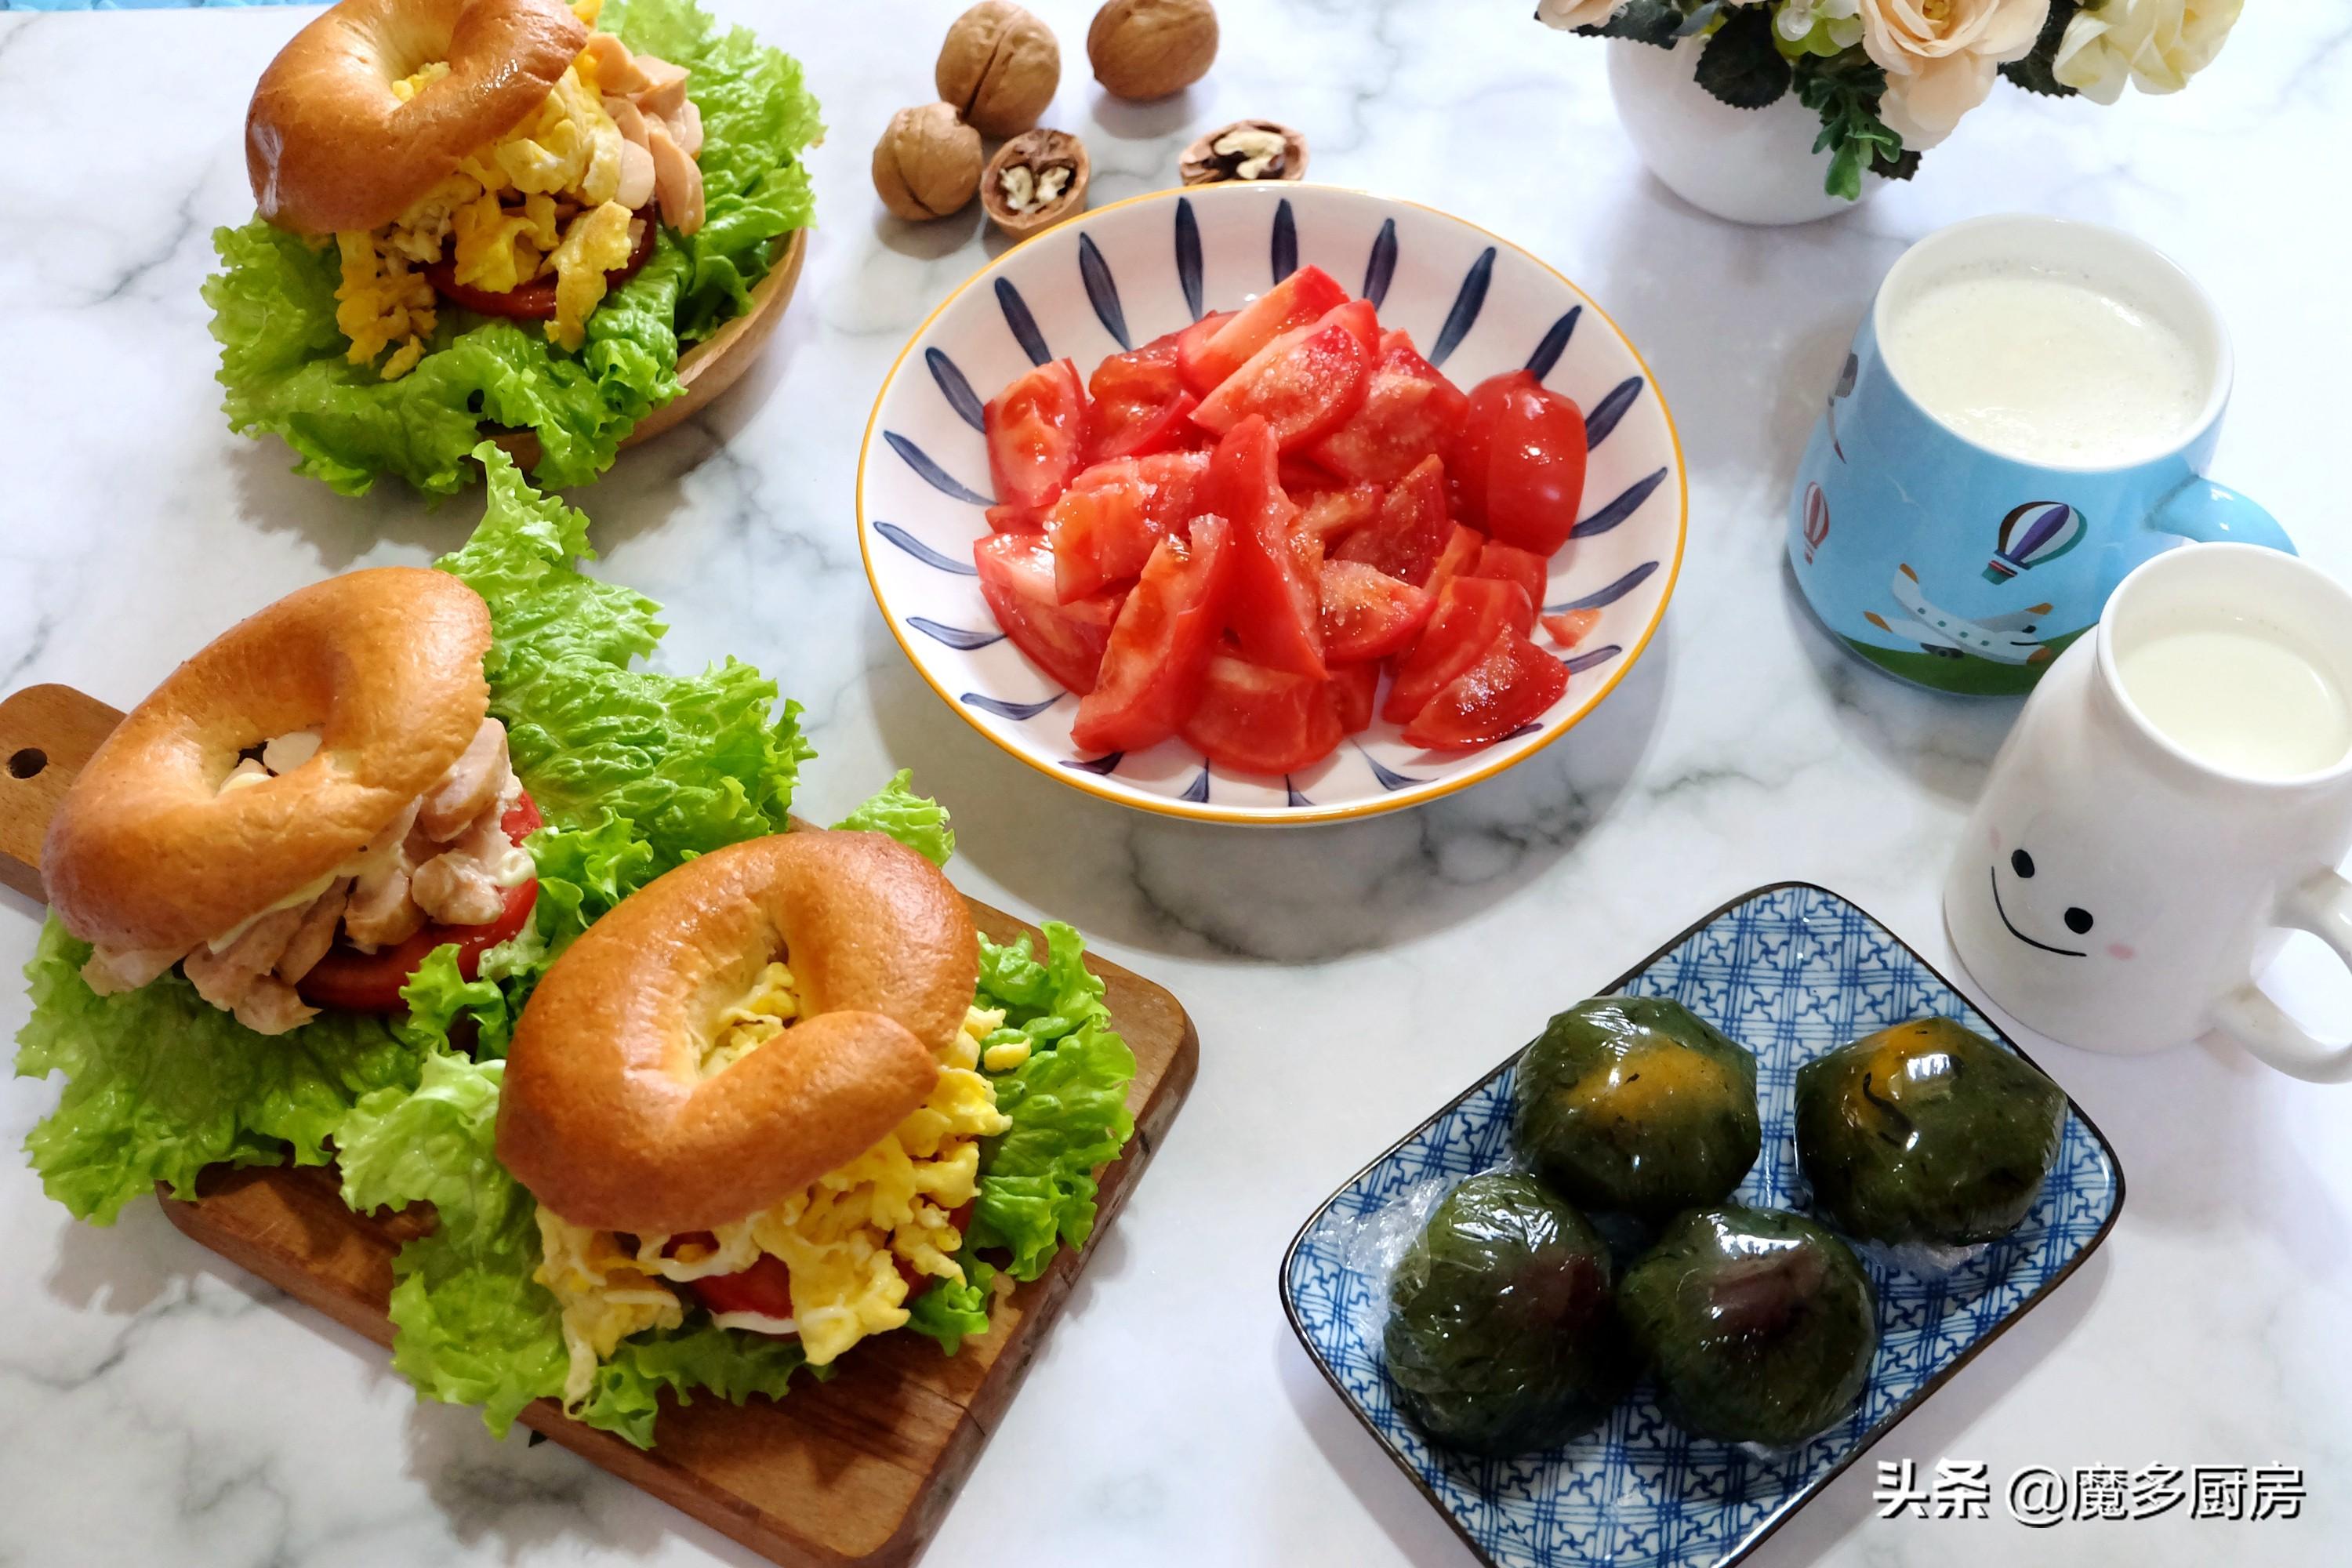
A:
[492, 227, 808, 472]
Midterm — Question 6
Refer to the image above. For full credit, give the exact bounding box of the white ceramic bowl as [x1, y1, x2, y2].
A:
[858, 184, 1686, 826]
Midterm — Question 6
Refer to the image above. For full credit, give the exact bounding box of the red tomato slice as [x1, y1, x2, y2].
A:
[1469, 542, 1550, 612]
[985, 502, 1046, 534]
[1541, 608, 1603, 648]
[1179, 267, 1349, 394]
[1305, 330, 1469, 484]
[1086, 334, 1202, 463]
[1179, 649, 1345, 775]
[1046, 449, 1214, 599]
[1070, 514, 1238, 753]
[1327, 662, 1379, 735]
[687, 1250, 797, 1321]
[1334, 453, 1450, 586]
[1292, 481, 1383, 549]
[974, 532, 1124, 692]
[1190, 299, 1374, 451]
[985, 358, 1089, 512]
[1381, 576, 1535, 725]
[1401, 629, 1570, 751]
[1319, 560, 1434, 663]
[296, 790, 544, 1014]
[1450, 369, 1589, 555]
[1210, 416, 1326, 680]
[1172, 310, 1236, 396]
[1421, 523, 1486, 602]
[423, 207, 657, 319]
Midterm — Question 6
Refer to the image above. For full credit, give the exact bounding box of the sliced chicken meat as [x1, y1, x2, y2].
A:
[275, 878, 354, 985]
[80, 944, 182, 996]
[418, 718, 511, 840]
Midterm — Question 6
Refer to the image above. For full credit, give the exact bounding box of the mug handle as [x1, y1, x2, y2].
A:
[2149, 477, 2297, 553]
[2209, 869, 2352, 1083]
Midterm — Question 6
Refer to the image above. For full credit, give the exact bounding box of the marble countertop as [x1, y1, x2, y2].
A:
[2, 3, 2348, 1565]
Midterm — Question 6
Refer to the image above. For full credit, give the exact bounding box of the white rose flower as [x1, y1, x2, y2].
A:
[1857, 0, 2051, 149]
[2053, 0, 2242, 104]
[1537, 0, 1635, 31]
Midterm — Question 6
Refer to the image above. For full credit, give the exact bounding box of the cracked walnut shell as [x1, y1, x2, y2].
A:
[1088, 0, 1218, 101]
[982, 129, 1091, 239]
[873, 103, 984, 221]
[1180, 120, 1308, 185]
[937, 2, 1061, 140]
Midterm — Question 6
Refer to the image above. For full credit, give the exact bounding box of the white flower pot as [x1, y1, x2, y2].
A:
[1606, 36, 1882, 226]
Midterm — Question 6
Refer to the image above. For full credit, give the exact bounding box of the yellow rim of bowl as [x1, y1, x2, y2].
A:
[857, 183, 1689, 827]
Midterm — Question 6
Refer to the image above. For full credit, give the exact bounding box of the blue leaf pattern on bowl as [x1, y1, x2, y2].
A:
[884, 432, 993, 506]
[1429, 246, 1497, 367]
[1573, 468, 1669, 539]
[872, 520, 978, 575]
[1584, 376, 1645, 448]
[1181, 766, 1213, 804]
[1272, 198, 1298, 283]
[906, 617, 1003, 651]
[1175, 198, 1205, 321]
[1563, 644, 1623, 674]
[1548, 561, 1661, 614]
[1280, 884, 2123, 1568]
[961, 691, 1062, 720]
[926, 347, 985, 432]
[1526, 307, 1582, 380]
[996, 278, 1051, 365]
[1363, 218, 1399, 308]
[1079, 234, 1130, 350]
[1065, 751, 1124, 775]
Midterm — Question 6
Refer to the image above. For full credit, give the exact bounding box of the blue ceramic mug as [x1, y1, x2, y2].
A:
[1788, 214, 2291, 695]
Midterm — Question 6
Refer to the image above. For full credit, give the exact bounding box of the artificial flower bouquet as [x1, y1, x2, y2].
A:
[1540, 0, 2243, 199]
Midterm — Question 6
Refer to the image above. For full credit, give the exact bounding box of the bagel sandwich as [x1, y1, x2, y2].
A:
[335, 805, 1139, 1446]
[17, 445, 811, 1224]
[205, 0, 819, 497]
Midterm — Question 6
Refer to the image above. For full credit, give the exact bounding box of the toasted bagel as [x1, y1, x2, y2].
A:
[43, 568, 492, 956]
[497, 831, 979, 1234]
[246, 0, 588, 235]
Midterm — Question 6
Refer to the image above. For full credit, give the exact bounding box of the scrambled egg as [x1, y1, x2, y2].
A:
[532, 971, 1015, 1409]
[334, 17, 652, 376]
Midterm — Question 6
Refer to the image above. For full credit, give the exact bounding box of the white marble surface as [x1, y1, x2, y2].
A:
[2, 3, 2349, 1565]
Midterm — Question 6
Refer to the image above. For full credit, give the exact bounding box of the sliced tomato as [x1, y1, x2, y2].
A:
[973, 532, 1123, 692]
[1207, 417, 1326, 679]
[1178, 267, 1349, 395]
[1422, 523, 1486, 602]
[423, 207, 657, 319]
[1179, 649, 1344, 775]
[1071, 514, 1237, 753]
[687, 1250, 797, 1321]
[1191, 299, 1374, 451]
[1541, 608, 1603, 648]
[1319, 560, 1433, 663]
[1450, 369, 1589, 555]
[1045, 449, 1214, 599]
[985, 502, 1046, 534]
[296, 791, 544, 1014]
[985, 358, 1088, 512]
[1086, 333, 1201, 463]
[1292, 481, 1383, 549]
[1469, 542, 1549, 611]
[1401, 629, 1569, 751]
[1334, 453, 1451, 586]
[1172, 310, 1236, 395]
[1305, 330, 1469, 484]
[1327, 662, 1379, 735]
[1381, 576, 1535, 725]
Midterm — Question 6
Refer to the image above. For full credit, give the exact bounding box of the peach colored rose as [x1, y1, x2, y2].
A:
[1857, 0, 2051, 149]
[2053, 0, 2242, 104]
[1535, 0, 1632, 31]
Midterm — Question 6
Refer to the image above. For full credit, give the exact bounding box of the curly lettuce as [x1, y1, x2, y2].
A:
[203, 0, 820, 497]
[14, 448, 808, 1218]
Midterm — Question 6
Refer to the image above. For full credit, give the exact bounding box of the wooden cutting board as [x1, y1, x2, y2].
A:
[0, 682, 1197, 1568]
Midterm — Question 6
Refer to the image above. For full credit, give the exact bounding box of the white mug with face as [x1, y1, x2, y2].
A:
[1944, 543, 2352, 1081]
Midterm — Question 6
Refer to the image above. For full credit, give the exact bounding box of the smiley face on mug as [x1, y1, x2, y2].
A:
[1984, 827, 2138, 963]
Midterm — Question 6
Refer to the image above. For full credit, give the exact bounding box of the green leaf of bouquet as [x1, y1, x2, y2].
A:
[2000, 0, 2083, 97]
[1696, 6, 1792, 110]
[1574, 0, 1686, 49]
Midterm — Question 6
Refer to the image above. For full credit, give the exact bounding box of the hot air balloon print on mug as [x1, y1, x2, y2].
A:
[1802, 483, 1830, 564]
[1985, 501, 2085, 584]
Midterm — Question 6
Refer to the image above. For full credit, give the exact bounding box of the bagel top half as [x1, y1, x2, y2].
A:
[246, 0, 589, 235]
[43, 567, 493, 956]
[496, 830, 981, 1236]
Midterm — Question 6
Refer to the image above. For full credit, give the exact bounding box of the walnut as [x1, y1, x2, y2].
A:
[872, 103, 984, 222]
[1087, 0, 1218, 101]
[981, 129, 1091, 239]
[1180, 119, 1308, 186]
[936, 2, 1061, 140]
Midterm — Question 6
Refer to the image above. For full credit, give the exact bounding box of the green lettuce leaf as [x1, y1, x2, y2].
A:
[203, 0, 819, 495]
[13, 921, 423, 1224]
[833, 769, 956, 868]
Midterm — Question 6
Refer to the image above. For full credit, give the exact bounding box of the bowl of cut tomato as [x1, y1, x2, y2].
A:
[858, 183, 1685, 825]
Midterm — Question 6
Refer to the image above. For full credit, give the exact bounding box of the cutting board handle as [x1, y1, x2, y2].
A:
[0, 684, 123, 902]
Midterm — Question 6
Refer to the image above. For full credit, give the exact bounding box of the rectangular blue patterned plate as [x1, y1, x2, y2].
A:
[1281, 883, 2124, 1568]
